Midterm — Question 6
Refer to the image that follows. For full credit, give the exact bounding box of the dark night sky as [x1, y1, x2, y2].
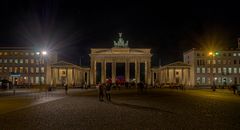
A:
[1, 0, 240, 66]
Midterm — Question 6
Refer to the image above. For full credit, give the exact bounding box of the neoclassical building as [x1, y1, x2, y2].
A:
[89, 33, 152, 85]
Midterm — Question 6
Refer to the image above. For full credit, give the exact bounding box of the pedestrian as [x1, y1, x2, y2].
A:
[99, 83, 104, 101]
[232, 84, 237, 94]
[105, 83, 111, 101]
[65, 83, 68, 95]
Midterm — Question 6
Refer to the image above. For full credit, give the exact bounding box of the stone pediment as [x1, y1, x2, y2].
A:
[161, 61, 190, 69]
[51, 61, 78, 67]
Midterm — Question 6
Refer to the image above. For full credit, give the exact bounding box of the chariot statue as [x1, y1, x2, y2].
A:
[113, 33, 128, 48]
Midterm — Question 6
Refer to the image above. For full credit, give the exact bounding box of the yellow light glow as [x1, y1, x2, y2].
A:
[208, 52, 213, 56]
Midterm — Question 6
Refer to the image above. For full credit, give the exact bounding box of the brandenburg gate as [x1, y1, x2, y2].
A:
[89, 33, 152, 85]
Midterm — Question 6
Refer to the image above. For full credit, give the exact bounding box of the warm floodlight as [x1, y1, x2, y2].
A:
[36, 52, 40, 55]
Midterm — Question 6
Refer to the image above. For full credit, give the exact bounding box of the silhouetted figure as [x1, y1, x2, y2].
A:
[99, 84, 104, 101]
[232, 85, 237, 94]
[65, 83, 68, 95]
[105, 83, 111, 101]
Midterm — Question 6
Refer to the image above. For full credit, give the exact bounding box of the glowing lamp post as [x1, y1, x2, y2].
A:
[36, 50, 47, 91]
[208, 51, 219, 91]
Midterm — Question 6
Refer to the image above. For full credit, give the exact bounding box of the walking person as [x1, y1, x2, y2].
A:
[99, 83, 104, 101]
[65, 83, 68, 95]
[105, 83, 112, 101]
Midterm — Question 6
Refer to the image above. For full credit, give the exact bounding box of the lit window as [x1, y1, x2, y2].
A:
[25, 67, 28, 73]
[207, 60, 211, 64]
[207, 77, 211, 85]
[20, 52, 23, 55]
[30, 77, 34, 83]
[9, 59, 13, 63]
[25, 59, 28, 64]
[218, 68, 221, 74]
[41, 67, 45, 73]
[202, 77, 205, 84]
[36, 67, 39, 73]
[228, 68, 232, 74]
[20, 59, 23, 64]
[25, 52, 29, 56]
[207, 68, 210, 73]
[14, 52, 18, 55]
[41, 76, 45, 83]
[19, 67, 23, 73]
[0, 52, 2, 55]
[14, 59, 18, 63]
[197, 77, 200, 84]
[4, 52, 8, 55]
[238, 53, 240, 56]
[31, 67, 34, 73]
[223, 67, 227, 74]
[201, 68, 205, 73]
[4, 67, 8, 72]
[239, 68, 240, 73]
[213, 60, 216, 64]
[31, 52, 34, 56]
[4, 59, 7, 63]
[0, 59, 2, 63]
[234, 68, 237, 74]
[233, 53, 237, 56]
[35, 77, 40, 84]
[213, 68, 216, 73]
[197, 67, 200, 73]
[218, 77, 221, 83]
[14, 67, 18, 73]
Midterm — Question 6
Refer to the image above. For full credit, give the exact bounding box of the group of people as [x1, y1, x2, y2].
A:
[97, 83, 112, 101]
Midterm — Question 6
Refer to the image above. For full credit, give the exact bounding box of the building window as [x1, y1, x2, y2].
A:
[197, 53, 200, 56]
[223, 53, 226, 56]
[25, 67, 28, 73]
[213, 60, 216, 64]
[41, 67, 44, 73]
[4, 52, 8, 55]
[207, 60, 211, 64]
[207, 67, 210, 73]
[197, 77, 200, 85]
[36, 67, 39, 73]
[31, 52, 34, 56]
[197, 67, 200, 73]
[207, 77, 211, 85]
[239, 68, 240, 73]
[14, 52, 18, 55]
[35, 77, 39, 84]
[228, 68, 232, 74]
[228, 53, 232, 56]
[4, 67, 8, 72]
[41, 76, 45, 84]
[213, 68, 216, 73]
[9, 59, 13, 63]
[223, 67, 227, 74]
[19, 67, 23, 73]
[4, 59, 7, 63]
[15, 59, 18, 63]
[20, 59, 23, 64]
[202, 67, 205, 73]
[223, 60, 226, 64]
[14, 67, 18, 73]
[238, 53, 240, 56]
[25, 52, 29, 56]
[0, 52, 2, 55]
[234, 68, 237, 74]
[0, 59, 2, 63]
[31, 67, 34, 73]
[218, 68, 221, 74]
[233, 53, 237, 56]
[31, 59, 34, 64]
[9, 67, 12, 72]
[218, 77, 222, 84]
[202, 77, 206, 84]
[0, 67, 2, 72]
[234, 60, 237, 64]
[227, 60, 231, 65]
[30, 77, 34, 84]
[217, 60, 221, 64]
[25, 59, 29, 64]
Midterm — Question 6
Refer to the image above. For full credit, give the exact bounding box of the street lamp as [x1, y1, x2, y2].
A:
[208, 51, 219, 91]
[36, 50, 47, 91]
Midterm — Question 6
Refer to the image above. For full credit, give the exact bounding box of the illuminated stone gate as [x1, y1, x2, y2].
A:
[89, 33, 152, 85]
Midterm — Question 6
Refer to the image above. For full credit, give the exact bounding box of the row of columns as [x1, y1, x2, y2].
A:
[90, 60, 151, 85]
[159, 68, 191, 86]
